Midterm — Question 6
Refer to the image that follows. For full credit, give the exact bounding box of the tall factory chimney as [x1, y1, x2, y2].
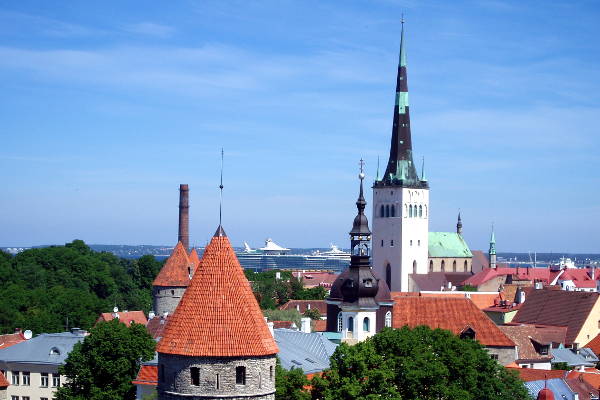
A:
[178, 184, 190, 252]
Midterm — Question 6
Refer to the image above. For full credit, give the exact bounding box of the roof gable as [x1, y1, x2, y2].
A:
[428, 232, 473, 258]
[391, 295, 515, 346]
[157, 234, 278, 357]
[513, 289, 600, 345]
[153, 241, 193, 287]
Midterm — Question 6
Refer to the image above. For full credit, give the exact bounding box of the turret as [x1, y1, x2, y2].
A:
[489, 226, 497, 270]
[457, 212, 463, 235]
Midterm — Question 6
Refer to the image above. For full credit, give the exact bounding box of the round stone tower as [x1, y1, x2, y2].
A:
[152, 241, 195, 317]
[156, 225, 278, 400]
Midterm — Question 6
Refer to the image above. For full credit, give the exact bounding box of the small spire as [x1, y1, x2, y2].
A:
[215, 148, 226, 237]
[456, 211, 463, 235]
[376, 156, 380, 181]
[421, 156, 427, 181]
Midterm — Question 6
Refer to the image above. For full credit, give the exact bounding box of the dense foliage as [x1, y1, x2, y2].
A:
[311, 326, 531, 400]
[245, 270, 327, 309]
[55, 319, 156, 400]
[0, 241, 162, 334]
[275, 358, 310, 400]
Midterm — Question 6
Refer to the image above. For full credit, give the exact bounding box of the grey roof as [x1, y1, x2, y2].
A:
[579, 347, 599, 363]
[0, 332, 85, 365]
[274, 328, 337, 374]
[552, 348, 597, 367]
[525, 378, 576, 400]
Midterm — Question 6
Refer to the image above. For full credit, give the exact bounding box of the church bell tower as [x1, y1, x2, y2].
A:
[372, 20, 429, 292]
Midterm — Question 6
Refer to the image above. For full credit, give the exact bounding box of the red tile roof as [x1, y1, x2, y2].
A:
[585, 334, 600, 356]
[0, 371, 9, 388]
[96, 311, 148, 327]
[499, 325, 553, 361]
[465, 266, 560, 287]
[391, 295, 515, 347]
[558, 269, 597, 288]
[293, 271, 338, 288]
[405, 291, 500, 310]
[189, 248, 201, 271]
[567, 369, 600, 390]
[506, 367, 567, 382]
[146, 315, 169, 339]
[279, 300, 327, 315]
[565, 374, 600, 399]
[513, 288, 600, 345]
[313, 320, 327, 332]
[272, 321, 296, 329]
[132, 365, 158, 386]
[157, 232, 278, 357]
[0, 331, 26, 350]
[153, 242, 194, 287]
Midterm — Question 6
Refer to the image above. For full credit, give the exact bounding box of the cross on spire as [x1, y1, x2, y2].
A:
[359, 158, 365, 175]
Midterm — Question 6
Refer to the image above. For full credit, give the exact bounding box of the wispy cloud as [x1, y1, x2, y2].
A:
[123, 22, 176, 38]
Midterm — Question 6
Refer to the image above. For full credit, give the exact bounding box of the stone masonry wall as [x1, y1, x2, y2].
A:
[153, 286, 186, 316]
[486, 346, 517, 366]
[158, 353, 276, 400]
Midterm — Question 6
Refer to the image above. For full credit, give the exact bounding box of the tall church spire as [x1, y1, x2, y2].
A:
[379, 18, 424, 188]
[456, 212, 463, 235]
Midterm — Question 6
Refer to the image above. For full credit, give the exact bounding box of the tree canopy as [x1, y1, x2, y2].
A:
[55, 319, 156, 400]
[245, 270, 327, 309]
[311, 326, 531, 400]
[0, 241, 162, 334]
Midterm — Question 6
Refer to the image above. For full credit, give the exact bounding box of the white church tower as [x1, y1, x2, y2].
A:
[372, 21, 429, 292]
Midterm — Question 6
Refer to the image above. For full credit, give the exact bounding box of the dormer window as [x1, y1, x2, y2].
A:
[49, 347, 61, 356]
[363, 279, 373, 288]
[460, 327, 476, 340]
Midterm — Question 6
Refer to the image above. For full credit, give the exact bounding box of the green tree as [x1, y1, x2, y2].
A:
[275, 358, 310, 400]
[553, 362, 569, 370]
[55, 319, 155, 400]
[311, 326, 531, 400]
[303, 308, 322, 320]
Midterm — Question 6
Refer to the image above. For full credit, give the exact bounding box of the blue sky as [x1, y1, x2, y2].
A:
[1, 1, 599, 252]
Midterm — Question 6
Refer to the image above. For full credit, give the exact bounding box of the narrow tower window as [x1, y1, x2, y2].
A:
[429, 260, 433, 272]
[409, 205, 413, 217]
[216, 374, 220, 389]
[385, 311, 392, 328]
[385, 205, 390, 218]
[413, 260, 417, 274]
[464, 260, 468, 272]
[380, 205, 385, 218]
[391, 205, 395, 217]
[236, 366, 246, 385]
[363, 317, 370, 332]
[190, 367, 200, 386]
[270, 366, 274, 381]
[337, 312, 343, 332]
[348, 317, 354, 332]
[441, 260, 446, 272]
[386, 264, 391, 289]
[419, 205, 423, 217]
[453, 260, 457, 272]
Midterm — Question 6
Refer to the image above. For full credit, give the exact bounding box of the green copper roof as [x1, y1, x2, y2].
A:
[489, 227, 496, 255]
[399, 22, 407, 67]
[428, 232, 473, 258]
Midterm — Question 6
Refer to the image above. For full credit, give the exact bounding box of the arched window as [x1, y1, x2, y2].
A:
[413, 260, 417, 274]
[409, 205, 413, 217]
[419, 205, 423, 217]
[429, 260, 433, 272]
[363, 317, 370, 332]
[441, 260, 446, 272]
[337, 313, 343, 332]
[424, 205, 428, 217]
[385, 311, 392, 328]
[380, 205, 385, 218]
[348, 317, 354, 332]
[236, 366, 246, 385]
[404, 204, 408, 217]
[391, 205, 395, 217]
[464, 260, 468, 272]
[453, 260, 457, 272]
[386, 264, 391, 290]
[385, 205, 390, 218]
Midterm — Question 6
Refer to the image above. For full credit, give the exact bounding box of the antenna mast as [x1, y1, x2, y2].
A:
[219, 148, 224, 226]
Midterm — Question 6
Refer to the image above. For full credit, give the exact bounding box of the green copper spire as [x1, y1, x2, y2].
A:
[489, 225, 496, 255]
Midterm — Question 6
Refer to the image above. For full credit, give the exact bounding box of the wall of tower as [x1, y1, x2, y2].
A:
[427, 257, 472, 274]
[157, 353, 275, 400]
[372, 186, 429, 292]
[153, 286, 187, 316]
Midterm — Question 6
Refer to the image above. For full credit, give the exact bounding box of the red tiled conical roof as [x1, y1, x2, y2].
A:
[153, 242, 193, 287]
[157, 229, 278, 357]
[189, 248, 201, 271]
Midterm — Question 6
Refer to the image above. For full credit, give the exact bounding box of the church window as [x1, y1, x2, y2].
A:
[381, 240, 384, 247]
[390, 240, 394, 247]
[409, 205, 413, 217]
[429, 260, 433, 272]
[385, 311, 392, 327]
[216, 374, 220, 389]
[171, 289, 175, 295]
[441, 260, 446, 272]
[380, 205, 385, 218]
[391, 205, 395, 217]
[190, 367, 200, 386]
[464, 260, 468, 272]
[386, 264, 391, 289]
[424, 205, 428, 217]
[419, 205, 423, 217]
[410, 240, 412, 246]
[453, 260, 457, 272]
[404, 204, 407, 216]
[348, 317, 354, 332]
[413, 260, 417, 274]
[363, 317, 370, 332]
[385, 205, 390, 218]
[236, 366, 246, 385]
[418, 240, 421, 246]
[337, 313, 343, 332]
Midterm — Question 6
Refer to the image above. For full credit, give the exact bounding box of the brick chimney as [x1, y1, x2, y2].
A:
[178, 184, 190, 252]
